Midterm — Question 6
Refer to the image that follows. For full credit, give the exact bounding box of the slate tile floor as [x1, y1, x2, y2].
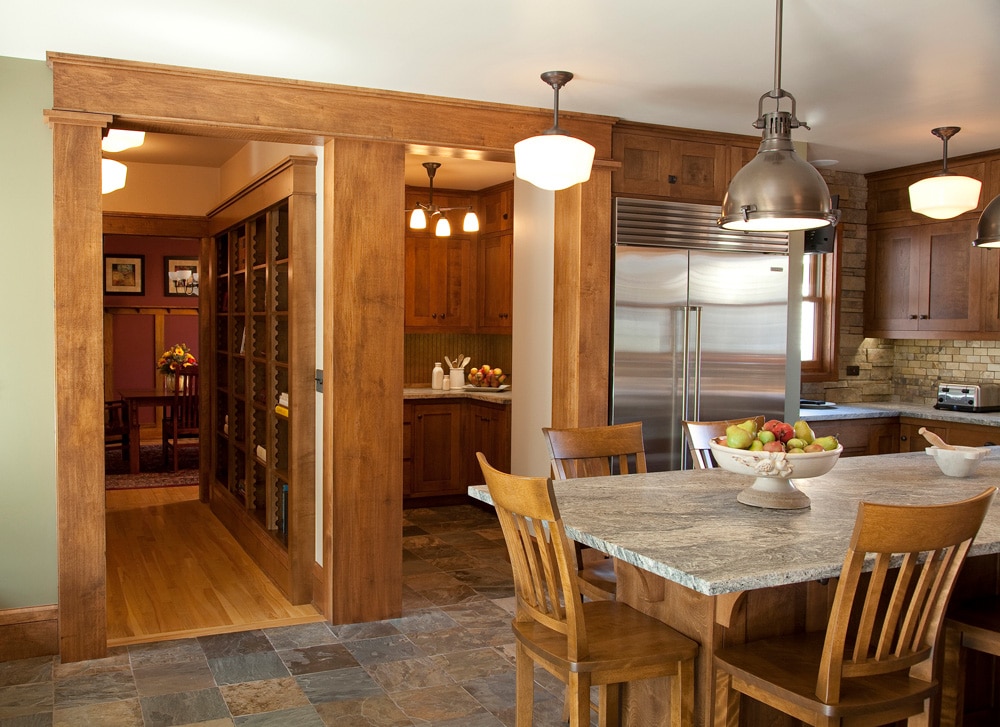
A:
[0, 504, 594, 726]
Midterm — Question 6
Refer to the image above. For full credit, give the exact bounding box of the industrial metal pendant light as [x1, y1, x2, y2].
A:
[718, 0, 839, 232]
[908, 127, 982, 220]
[408, 161, 479, 237]
[973, 193, 1000, 247]
[514, 71, 595, 191]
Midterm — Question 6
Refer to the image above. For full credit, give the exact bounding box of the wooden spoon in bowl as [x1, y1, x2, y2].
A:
[918, 427, 955, 450]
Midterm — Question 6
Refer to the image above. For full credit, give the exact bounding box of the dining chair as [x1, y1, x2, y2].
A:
[104, 400, 129, 461]
[682, 415, 765, 469]
[939, 594, 1000, 727]
[714, 486, 996, 727]
[162, 371, 199, 471]
[476, 452, 697, 727]
[542, 421, 646, 601]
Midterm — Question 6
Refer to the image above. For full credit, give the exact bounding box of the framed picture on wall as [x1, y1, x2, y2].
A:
[164, 256, 200, 297]
[104, 254, 145, 295]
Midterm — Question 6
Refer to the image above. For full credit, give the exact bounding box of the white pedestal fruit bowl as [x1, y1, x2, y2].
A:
[708, 439, 843, 509]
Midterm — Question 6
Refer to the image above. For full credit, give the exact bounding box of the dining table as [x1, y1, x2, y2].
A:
[118, 388, 175, 474]
[469, 449, 1000, 727]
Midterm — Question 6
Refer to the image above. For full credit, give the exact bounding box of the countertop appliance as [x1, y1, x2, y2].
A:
[611, 198, 791, 472]
[935, 382, 1000, 412]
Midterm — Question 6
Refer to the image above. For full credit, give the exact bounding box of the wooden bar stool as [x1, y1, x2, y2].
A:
[681, 416, 764, 469]
[477, 453, 697, 727]
[941, 594, 1000, 727]
[542, 421, 647, 601]
[714, 487, 995, 727]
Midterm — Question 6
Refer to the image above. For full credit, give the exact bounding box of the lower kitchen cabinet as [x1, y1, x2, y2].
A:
[404, 397, 511, 502]
[808, 417, 900, 458]
[898, 417, 1000, 452]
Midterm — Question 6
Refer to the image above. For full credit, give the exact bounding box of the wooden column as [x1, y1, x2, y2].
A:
[323, 138, 404, 623]
[44, 109, 111, 662]
[551, 166, 613, 429]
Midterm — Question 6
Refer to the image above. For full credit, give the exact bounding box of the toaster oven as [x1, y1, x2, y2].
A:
[935, 383, 1000, 412]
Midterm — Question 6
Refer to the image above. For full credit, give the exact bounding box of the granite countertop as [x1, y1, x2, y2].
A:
[404, 386, 512, 404]
[799, 401, 1000, 427]
[469, 451, 1000, 596]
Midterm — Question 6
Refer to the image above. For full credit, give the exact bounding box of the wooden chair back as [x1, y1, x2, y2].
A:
[682, 416, 764, 469]
[163, 371, 199, 471]
[815, 486, 996, 704]
[104, 400, 128, 452]
[477, 452, 588, 659]
[542, 422, 647, 479]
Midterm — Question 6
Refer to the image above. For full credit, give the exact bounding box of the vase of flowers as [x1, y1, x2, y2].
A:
[158, 343, 198, 390]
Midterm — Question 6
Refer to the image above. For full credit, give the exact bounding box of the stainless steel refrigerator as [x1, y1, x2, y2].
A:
[611, 198, 790, 472]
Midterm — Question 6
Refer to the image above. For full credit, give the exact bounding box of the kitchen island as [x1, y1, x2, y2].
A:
[470, 451, 1000, 726]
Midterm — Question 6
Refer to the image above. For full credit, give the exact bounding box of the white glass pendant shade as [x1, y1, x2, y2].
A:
[514, 132, 595, 191]
[102, 158, 127, 194]
[908, 174, 982, 220]
[463, 209, 480, 232]
[435, 215, 451, 237]
[973, 194, 1000, 248]
[409, 207, 427, 230]
[101, 129, 145, 152]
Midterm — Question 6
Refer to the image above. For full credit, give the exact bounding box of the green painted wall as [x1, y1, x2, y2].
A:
[0, 56, 57, 607]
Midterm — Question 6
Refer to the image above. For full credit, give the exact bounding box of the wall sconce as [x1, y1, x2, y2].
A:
[718, 0, 839, 232]
[408, 162, 480, 237]
[514, 71, 595, 191]
[908, 127, 982, 219]
[168, 270, 199, 296]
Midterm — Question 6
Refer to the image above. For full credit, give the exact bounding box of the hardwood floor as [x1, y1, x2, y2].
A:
[105, 485, 323, 646]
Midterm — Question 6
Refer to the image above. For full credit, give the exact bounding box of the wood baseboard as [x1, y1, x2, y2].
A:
[0, 605, 58, 661]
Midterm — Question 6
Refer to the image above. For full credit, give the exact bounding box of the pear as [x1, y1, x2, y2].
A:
[736, 419, 758, 435]
[785, 438, 807, 450]
[792, 420, 815, 445]
[813, 435, 839, 451]
[749, 439, 765, 451]
[725, 425, 753, 450]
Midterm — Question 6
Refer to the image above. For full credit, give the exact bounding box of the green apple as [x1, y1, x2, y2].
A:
[757, 430, 776, 445]
[785, 438, 807, 450]
[726, 425, 753, 450]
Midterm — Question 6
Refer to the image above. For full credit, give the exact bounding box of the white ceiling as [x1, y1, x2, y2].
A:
[10, 0, 1000, 178]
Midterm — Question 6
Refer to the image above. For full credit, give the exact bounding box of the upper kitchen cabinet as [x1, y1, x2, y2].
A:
[477, 182, 514, 333]
[612, 121, 758, 205]
[865, 220, 982, 337]
[404, 188, 477, 333]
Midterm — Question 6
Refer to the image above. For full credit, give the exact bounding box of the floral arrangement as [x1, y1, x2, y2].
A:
[157, 343, 198, 375]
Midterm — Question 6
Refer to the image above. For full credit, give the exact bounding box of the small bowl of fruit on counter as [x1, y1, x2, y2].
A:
[466, 365, 510, 389]
[707, 418, 842, 510]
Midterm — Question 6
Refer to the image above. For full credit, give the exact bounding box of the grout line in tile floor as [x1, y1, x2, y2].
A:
[0, 504, 595, 726]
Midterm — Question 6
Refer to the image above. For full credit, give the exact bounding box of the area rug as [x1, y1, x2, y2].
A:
[105, 444, 199, 490]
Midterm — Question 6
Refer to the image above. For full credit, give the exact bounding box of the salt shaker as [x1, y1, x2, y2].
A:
[431, 362, 444, 389]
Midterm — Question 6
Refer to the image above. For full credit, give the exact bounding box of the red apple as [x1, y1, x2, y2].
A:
[762, 441, 785, 453]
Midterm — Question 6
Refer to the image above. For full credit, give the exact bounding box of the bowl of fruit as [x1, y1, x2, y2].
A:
[707, 418, 842, 510]
[466, 365, 509, 389]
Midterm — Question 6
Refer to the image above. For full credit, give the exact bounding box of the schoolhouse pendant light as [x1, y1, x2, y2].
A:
[908, 127, 982, 220]
[718, 0, 839, 232]
[102, 158, 127, 194]
[101, 129, 145, 153]
[514, 71, 595, 191]
[973, 193, 1000, 247]
[408, 161, 480, 237]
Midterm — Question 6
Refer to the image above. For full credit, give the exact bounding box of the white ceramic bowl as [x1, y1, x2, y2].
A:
[708, 439, 843, 509]
[926, 446, 990, 478]
[708, 439, 843, 480]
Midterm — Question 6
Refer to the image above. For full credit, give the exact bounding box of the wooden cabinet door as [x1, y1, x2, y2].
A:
[805, 417, 899, 457]
[478, 232, 512, 332]
[402, 402, 413, 496]
[479, 184, 513, 234]
[466, 401, 511, 486]
[866, 226, 923, 334]
[411, 402, 464, 495]
[866, 221, 981, 337]
[900, 418, 1000, 452]
[404, 235, 476, 332]
[613, 132, 729, 203]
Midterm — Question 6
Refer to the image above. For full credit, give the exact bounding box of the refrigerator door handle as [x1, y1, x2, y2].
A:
[691, 305, 702, 421]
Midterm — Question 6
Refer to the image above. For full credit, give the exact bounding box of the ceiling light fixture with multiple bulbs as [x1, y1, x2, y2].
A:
[718, 0, 839, 232]
[514, 71, 595, 191]
[408, 162, 479, 237]
[101, 128, 146, 195]
[908, 126, 982, 220]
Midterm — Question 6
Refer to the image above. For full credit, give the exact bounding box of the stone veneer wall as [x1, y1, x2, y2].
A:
[801, 169, 1000, 407]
